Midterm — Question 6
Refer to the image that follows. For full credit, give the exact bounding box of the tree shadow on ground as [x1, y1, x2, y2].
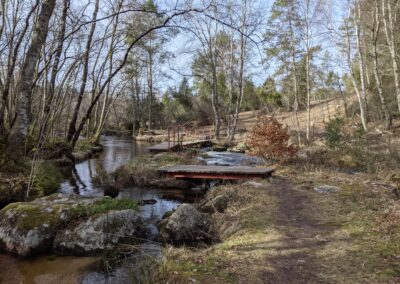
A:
[259, 177, 348, 284]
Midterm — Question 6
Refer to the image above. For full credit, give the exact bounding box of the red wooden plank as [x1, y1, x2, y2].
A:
[165, 172, 272, 180]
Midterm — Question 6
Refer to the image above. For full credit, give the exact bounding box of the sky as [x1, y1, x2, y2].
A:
[67, 0, 345, 95]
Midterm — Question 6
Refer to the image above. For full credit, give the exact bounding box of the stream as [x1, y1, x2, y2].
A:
[0, 136, 265, 284]
[0, 136, 201, 284]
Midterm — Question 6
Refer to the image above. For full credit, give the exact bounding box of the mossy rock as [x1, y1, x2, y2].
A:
[0, 194, 100, 257]
[0, 194, 140, 257]
[53, 209, 145, 256]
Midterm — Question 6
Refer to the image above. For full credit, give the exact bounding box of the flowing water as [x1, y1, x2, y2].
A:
[0, 136, 201, 284]
[0, 137, 266, 283]
[199, 150, 266, 166]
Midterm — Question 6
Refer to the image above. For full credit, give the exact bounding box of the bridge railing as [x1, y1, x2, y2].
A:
[166, 125, 213, 150]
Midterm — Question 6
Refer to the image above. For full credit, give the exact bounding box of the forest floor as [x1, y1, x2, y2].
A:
[155, 165, 400, 283]
[137, 95, 358, 143]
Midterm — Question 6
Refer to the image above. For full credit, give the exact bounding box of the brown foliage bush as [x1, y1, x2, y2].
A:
[247, 115, 298, 163]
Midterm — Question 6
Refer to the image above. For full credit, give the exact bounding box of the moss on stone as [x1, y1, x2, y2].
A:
[70, 198, 138, 219]
[0, 202, 62, 233]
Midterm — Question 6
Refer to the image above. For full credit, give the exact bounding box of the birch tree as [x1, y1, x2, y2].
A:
[371, 0, 392, 129]
[8, 0, 56, 158]
[381, 0, 400, 113]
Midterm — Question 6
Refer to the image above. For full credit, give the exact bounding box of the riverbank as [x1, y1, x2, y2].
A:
[0, 137, 205, 283]
[139, 144, 400, 283]
[94, 151, 205, 193]
[0, 139, 103, 208]
[2, 135, 400, 283]
[143, 172, 399, 283]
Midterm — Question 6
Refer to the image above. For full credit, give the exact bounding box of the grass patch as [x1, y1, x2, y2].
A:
[103, 152, 199, 188]
[295, 143, 400, 176]
[156, 171, 400, 283]
[297, 172, 400, 283]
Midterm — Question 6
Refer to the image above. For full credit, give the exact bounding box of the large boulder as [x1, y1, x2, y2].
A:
[158, 204, 214, 244]
[53, 210, 145, 256]
[0, 193, 142, 257]
[0, 194, 99, 257]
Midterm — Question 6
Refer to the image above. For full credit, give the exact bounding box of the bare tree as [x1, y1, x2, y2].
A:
[67, 0, 100, 143]
[8, 0, 56, 158]
[371, 0, 391, 130]
[381, 0, 400, 113]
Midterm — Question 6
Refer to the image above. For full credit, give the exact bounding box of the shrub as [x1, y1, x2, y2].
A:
[324, 117, 345, 149]
[247, 115, 298, 163]
[33, 162, 62, 196]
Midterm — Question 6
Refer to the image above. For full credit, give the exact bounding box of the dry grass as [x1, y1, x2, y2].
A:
[146, 165, 400, 283]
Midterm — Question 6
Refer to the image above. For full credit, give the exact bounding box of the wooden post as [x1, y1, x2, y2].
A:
[177, 125, 180, 148]
[173, 127, 176, 151]
[168, 127, 170, 150]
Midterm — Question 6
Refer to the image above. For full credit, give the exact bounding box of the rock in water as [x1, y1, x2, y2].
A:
[0, 194, 99, 257]
[103, 185, 119, 198]
[0, 193, 144, 257]
[138, 199, 157, 205]
[53, 210, 145, 256]
[158, 204, 214, 244]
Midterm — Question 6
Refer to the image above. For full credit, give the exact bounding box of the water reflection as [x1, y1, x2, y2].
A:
[2, 136, 237, 283]
[59, 136, 150, 196]
[120, 187, 181, 221]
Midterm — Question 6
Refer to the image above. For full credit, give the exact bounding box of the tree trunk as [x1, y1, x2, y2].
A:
[305, 0, 312, 141]
[0, 0, 39, 136]
[337, 76, 348, 118]
[372, 2, 391, 130]
[354, 0, 369, 122]
[38, 0, 70, 142]
[7, 0, 56, 158]
[147, 43, 153, 130]
[382, 0, 400, 113]
[67, 0, 99, 142]
[288, 4, 301, 144]
[229, 0, 247, 141]
[346, 3, 367, 131]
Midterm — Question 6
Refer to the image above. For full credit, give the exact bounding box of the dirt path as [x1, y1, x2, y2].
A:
[262, 178, 338, 283]
[161, 171, 399, 283]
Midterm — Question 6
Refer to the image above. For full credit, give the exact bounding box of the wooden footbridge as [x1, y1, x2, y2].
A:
[159, 165, 275, 180]
[148, 125, 212, 153]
